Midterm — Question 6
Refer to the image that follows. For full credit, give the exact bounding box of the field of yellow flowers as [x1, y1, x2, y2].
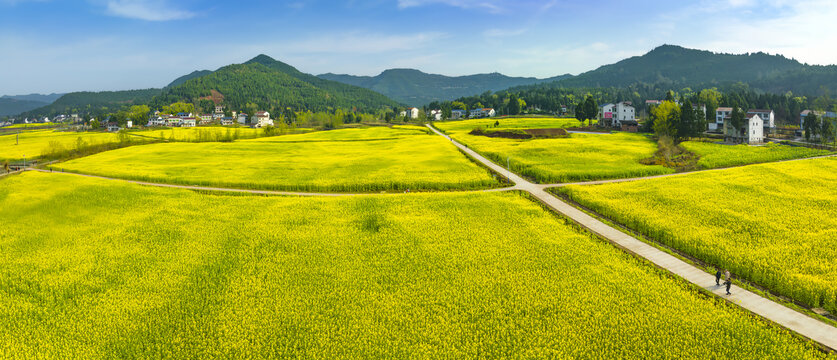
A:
[50, 126, 500, 192]
[0, 130, 121, 161]
[682, 141, 832, 169]
[435, 119, 672, 183]
[0, 171, 831, 358]
[558, 157, 837, 313]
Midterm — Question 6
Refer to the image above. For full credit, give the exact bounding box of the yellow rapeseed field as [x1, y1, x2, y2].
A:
[0, 171, 831, 358]
[52, 127, 500, 192]
[0, 130, 121, 161]
[434, 119, 672, 183]
[559, 157, 837, 313]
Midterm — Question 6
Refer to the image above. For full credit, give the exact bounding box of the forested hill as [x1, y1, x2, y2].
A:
[167, 70, 213, 88]
[20, 89, 162, 118]
[542, 44, 837, 95]
[0, 93, 64, 116]
[319, 69, 572, 106]
[152, 55, 401, 113]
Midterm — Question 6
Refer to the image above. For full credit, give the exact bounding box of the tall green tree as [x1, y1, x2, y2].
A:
[728, 107, 745, 137]
[583, 96, 598, 126]
[679, 100, 696, 141]
[803, 112, 818, 142]
[652, 100, 680, 140]
[508, 93, 521, 115]
[575, 100, 586, 124]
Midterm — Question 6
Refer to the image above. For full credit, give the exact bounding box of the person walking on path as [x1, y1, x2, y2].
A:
[715, 269, 723, 285]
[724, 270, 732, 295]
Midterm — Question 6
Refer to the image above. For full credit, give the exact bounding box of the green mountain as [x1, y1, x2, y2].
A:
[546, 44, 837, 95]
[0, 98, 50, 117]
[167, 70, 213, 88]
[0, 93, 64, 116]
[318, 68, 571, 105]
[21, 89, 162, 118]
[152, 55, 400, 112]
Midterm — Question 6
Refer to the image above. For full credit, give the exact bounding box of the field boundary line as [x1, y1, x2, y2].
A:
[425, 123, 837, 352]
[24, 169, 517, 196]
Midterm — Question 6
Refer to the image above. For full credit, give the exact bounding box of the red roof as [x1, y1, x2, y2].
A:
[716, 107, 733, 112]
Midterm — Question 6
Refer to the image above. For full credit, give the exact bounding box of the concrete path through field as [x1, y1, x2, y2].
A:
[426, 124, 837, 351]
[21, 168, 519, 197]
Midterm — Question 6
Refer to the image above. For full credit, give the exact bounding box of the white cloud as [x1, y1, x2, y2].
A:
[103, 0, 196, 21]
[397, 0, 505, 13]
[483, 28, 527, 38]
[673, 0, 837, 66]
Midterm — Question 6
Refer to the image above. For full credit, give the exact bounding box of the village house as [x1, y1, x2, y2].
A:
[800, 110, 837, 127]
[253, 111, 273, 128]
[724, 114, 763, 144]
[180, 117, 197, 127]
[469, 108, 496, 119]
[429, 109, 442, 121]
[214, 105, 224, 114]
[711, 107, 733, 132]
[106, 122, 121, 132]
[747, 109, 775, 132]
[199, 114, 213, 125]
[405, 107, 419, 119]
[237, 113, 249, 124]
[451, 109, 466, 120]
[599, 102, 636, 128]
[221, 117, 235, 126]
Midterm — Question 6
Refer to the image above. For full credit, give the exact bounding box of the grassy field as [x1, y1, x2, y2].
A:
[52, 127, 500, 192]
[0, 130, 122, 162]
[558, 157, 837, 313]
[682, 141, 833, 169]
[0, 171, 831, 358]
[435, 119, 671, 183]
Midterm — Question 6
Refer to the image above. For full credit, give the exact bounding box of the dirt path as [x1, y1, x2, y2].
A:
[425, 124, 837, 351]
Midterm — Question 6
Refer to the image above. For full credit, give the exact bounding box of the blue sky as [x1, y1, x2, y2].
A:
[1, 0, 835, 95]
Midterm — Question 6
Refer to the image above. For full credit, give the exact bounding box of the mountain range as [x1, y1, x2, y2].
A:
[526, 45, 837, 96]
[0, 93, 64, 116]
[318, 69, 571, 105]
[8, 44, 837, 119]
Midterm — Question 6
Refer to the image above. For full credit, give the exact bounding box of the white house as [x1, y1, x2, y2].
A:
[253, 111, 273, 128]
[469, 108, 496, 119]
[748, 109, 775, 130]
[199, 114, 213, 125]
[451, 110, 466, 120]
[180, 118, 197, 127]
[106, 123, 121, 132]
[725, 114, 763, 144]
[406, 107, 419, 119]
[712, 107, 733, 131]
[221, 117, 235, 126]
[600, 102, 636, 128]
[237, 113, 249, 124]
[429, 109, 442, 121]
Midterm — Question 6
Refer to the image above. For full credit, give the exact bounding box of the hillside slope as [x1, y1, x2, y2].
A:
[21, 89, 162, 117]
[544, 44, 837, 95]
[152, 55, 400, 113]
[319, 69, 571, 105]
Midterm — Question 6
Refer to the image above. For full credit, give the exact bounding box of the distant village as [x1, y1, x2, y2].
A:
[2, 101, 833, 145]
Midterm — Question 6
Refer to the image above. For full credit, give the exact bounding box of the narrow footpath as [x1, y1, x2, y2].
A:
[426, 124, 837, 351]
